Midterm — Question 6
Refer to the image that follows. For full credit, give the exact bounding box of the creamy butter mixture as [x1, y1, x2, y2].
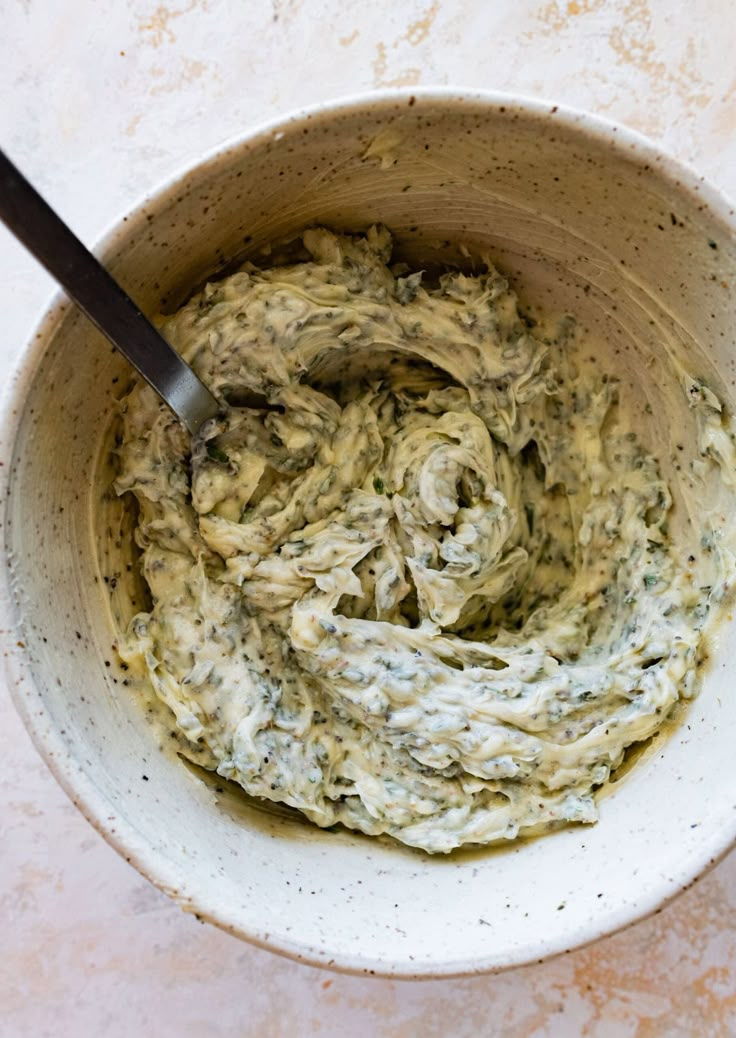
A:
[115, 227, 734, 853]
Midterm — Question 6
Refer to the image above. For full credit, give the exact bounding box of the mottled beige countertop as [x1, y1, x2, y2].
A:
[2, 2, 735, 1034]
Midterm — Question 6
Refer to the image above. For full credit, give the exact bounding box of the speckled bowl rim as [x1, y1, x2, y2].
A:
[2, 87, 736, 979]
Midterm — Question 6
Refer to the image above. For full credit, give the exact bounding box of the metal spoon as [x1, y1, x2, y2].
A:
[0, 148, 220, 436]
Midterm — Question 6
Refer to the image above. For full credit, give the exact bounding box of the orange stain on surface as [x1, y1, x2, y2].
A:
[138, 0, 207, 47]
[147, 57, 208, 95]
[533, 0, 605, 35]
[405, 1, 440, 46]
[608, 0, 711, 110]
[372, 41, 421, 88]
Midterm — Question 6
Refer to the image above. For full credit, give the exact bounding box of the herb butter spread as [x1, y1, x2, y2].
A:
[115, 227, 734, 853]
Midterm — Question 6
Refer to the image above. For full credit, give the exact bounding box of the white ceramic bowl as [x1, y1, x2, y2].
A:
[3, 90, 736, 978]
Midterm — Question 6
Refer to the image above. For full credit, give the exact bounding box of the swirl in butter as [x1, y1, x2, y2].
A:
[115, 227, 734, 852]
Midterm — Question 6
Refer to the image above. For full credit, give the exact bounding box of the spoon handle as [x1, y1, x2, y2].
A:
[0, 148, 219, 436]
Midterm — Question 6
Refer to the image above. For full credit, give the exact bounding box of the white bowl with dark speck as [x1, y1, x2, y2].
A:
[3, 89, 736, 977]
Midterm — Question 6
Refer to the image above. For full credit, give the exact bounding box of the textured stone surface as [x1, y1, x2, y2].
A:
[1, 1, 735, 1033]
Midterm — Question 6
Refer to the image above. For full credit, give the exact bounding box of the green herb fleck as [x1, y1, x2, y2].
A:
[524, 502, 535, 535]
[643, 573, 659, 588]
[207, 445, 230, 465]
